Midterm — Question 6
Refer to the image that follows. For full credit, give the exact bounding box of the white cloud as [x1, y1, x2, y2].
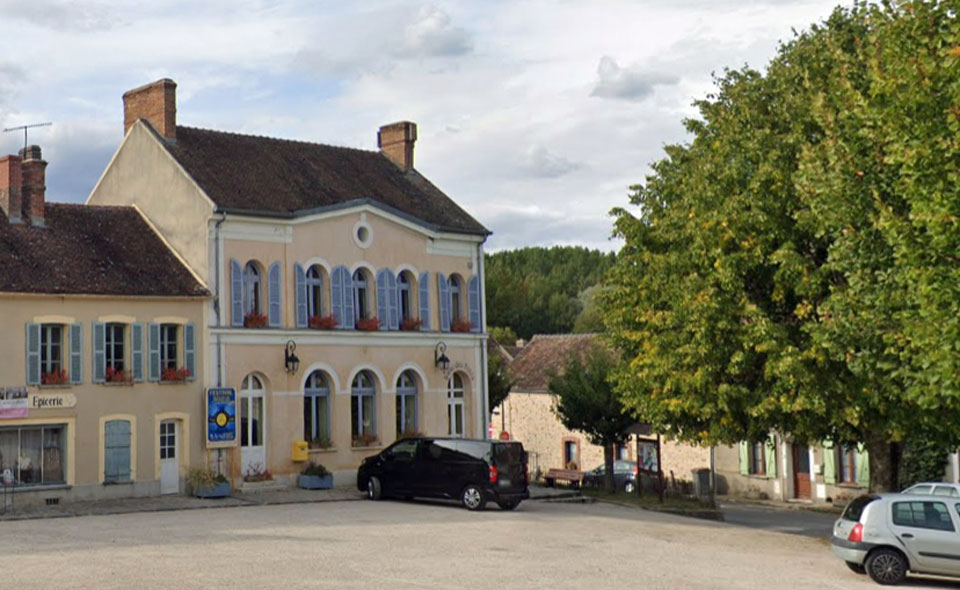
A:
[0, 0, 118, 31]
[591, 56, 678, 102]
[394, 5, 473, 58]
[516, 145, 580, 178]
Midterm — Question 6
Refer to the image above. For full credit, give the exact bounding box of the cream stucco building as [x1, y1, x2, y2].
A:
[0, 145, 209, 505]
[88, 79, 491, 486]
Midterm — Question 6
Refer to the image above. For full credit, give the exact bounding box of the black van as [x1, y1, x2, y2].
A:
[356, 437, 529, 510]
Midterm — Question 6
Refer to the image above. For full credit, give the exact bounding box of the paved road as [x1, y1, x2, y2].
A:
[0, 498, 953, 589]
[720, 502, 838, 538]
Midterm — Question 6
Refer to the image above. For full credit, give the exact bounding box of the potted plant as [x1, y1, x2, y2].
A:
[356, 317, 380, 331]
[298, 461, 333, 490]
[352, 433, 379, 447]
[244, 311, 268, 328]
[187, 466, 231, 498]
[451, 319, 474, 333]
[400, 318, 423, 331]
[41, 369, 69, 385]
[309, 315, 338, 330]
[105, 367, 133, 384]
[161, 367, 191, 382]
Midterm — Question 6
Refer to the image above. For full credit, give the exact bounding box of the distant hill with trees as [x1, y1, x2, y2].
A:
[485, 246, 614, 341]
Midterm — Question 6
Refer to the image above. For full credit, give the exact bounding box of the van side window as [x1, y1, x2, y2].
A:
[892, 501, 955, 531]
[386, 439, 417, 460]
[423, 440, 460, 461]
[456, 441, 490, 461]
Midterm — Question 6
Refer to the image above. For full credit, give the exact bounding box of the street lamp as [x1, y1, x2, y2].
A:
[434, 341, 450, 374]
[284, 340, 300, 374]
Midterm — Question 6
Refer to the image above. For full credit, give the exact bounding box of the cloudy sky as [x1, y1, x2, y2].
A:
[0, 0, 842, 251]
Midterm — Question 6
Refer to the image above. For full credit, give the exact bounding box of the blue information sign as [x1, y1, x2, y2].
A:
[206, 388, 237, 448]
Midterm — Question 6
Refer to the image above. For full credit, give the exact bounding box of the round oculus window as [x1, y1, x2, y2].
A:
[353, 221, 373, 248]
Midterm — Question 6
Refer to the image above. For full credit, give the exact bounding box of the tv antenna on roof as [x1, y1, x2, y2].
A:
[2, 122, 52, 151]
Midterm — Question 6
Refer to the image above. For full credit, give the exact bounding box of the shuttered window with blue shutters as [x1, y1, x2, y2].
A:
[230, 259, 243, 327]
[104, 419, 132, 483]
[437, 273, 451, 332]
[330, 266, 353, 329]
[69, 323, 82, 384]
[268, 262, 282, 327]
[294, 263, 308, 328]
[25, 323, 41, 386]
[131, 323, 145, 382]
[184, 324, 196, 380]
[92, 322, 106, 383]
[418, 272, 430, 331]
[376, 269, 390, 330]
[147, 323, 161, 382]
[468, 275, 481, 332]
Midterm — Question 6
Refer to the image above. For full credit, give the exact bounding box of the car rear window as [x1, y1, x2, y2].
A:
[494, 442, 524, 466]
[907, 484, 932, 494]
[842, 496, 877, 522]
[934, 486, 959, 497]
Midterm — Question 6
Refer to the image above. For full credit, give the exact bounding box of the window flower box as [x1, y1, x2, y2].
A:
[451, 319, 474, 333]
[308, 315, 338, 330]
[105, 368, 133, 384]
[308, 437, 333, 450]
[161, 367, 191, 383]
[400, 318, 423, 331]
[356, 317, 380, 331]
[244, 311, 268, 328]
[352, 433, 379, 447]
[41, 370, 69, 386]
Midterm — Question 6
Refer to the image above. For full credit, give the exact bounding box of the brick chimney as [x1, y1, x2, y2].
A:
[19, 145, 46, 226]
[123, 78, 177, 140]
[377, 121, 417, 171]
[0, 154, 22, 223]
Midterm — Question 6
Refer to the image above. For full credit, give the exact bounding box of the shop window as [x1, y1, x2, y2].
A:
[0, 425, 65, 486]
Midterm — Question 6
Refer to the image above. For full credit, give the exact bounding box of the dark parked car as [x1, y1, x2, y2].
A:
[582, 460, 638, 493]
[356, 437, 529, 511]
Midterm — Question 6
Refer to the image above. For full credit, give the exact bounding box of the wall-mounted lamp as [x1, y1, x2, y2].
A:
[284, 340, 300, 374]
[434, 341, 450, 373]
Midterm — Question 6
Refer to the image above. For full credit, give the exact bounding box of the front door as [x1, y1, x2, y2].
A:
[159, 421, 179, 494]
[793, 444, 811, 499]
[240, 375, 266, 477]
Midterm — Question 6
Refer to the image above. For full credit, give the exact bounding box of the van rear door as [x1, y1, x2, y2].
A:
[494, 442, 526, 492]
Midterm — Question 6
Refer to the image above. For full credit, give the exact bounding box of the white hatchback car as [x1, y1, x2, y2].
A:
[833, 493, 960, 585]
[902, 482, 960, 497]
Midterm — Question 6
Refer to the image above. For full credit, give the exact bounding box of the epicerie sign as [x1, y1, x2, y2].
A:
[29, 393, 77, 410]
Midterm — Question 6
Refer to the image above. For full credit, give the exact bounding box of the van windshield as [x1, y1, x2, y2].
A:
[842, 496, 877, 522]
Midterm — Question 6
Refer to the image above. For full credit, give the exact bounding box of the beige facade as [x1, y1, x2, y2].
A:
[0, 294, 206, 504]
[501, 391, 710, 484]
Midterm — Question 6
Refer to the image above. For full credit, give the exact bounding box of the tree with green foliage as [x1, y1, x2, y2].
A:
[488, 326, 519, 347]
[572, 285, 606, 334]
[549, 344, 633, 492]
[486, 246, 615, 339]
[603, 1, 960, 492]
[487, 350, 514, 414]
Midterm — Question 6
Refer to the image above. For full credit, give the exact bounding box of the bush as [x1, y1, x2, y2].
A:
[300, 461, 330, 477]
[899, 439, 948, 489]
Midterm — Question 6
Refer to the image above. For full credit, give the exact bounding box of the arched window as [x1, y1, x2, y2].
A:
[243, 262, 261, 315]
[449, 275, 462, 323]
[351, 370, 377, 443]
[306, 265, 325, 318]
[398, 271, 414, 322]
[396, 370, 418, 437]
[304, 371, 331, 446]
[447, 373, 465, 437]
[353, 270, 370, 323]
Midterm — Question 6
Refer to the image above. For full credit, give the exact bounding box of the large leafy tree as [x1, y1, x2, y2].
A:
[604, 1, 960, 491]
[549, 344, 634, 492]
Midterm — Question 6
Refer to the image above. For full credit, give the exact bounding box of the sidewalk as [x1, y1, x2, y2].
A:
[0, 484, 574, 521]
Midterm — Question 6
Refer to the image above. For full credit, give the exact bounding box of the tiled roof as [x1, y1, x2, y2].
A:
[509, 334, 599, 393]
[0, 204, 208, 297]
[161, 126, 489, 235]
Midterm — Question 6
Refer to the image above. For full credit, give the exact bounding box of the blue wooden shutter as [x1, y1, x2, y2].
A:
[331, 266, 349, 329]
[230, 259, 243, 327]
[69, 323, 83, 384]
[92, 322, 106, 383]
[268, 262, 282, 327]
[185, 323, 196, 381]
[25, 323, 40, 385]
[148, 323, 161, 382]
[342, 268, 355, 330]
[131, 323, 145, 382]
[387, 270, 399, 330]
[437, 273, 451, 332]
[104, 420, 131, 482]
[468, 275, 481, 332]
[295, 263, 308, 328]
[376, 270, 389, 331]
[418, 272, 430, 331]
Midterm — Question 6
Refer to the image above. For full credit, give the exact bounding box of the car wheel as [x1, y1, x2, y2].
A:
[366, 476, 382, 501]
[624, 481, 636, 494]
[845, 561, 866, 575]
[461, 484, 486, 511]
[497, 499, 521, 511]
[865, 548, 907, 585]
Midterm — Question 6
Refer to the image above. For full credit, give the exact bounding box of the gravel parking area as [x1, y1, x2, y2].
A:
[0, 498, 952, 589]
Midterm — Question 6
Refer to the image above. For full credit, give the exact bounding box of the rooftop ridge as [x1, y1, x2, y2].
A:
[176, 125, 382, 157]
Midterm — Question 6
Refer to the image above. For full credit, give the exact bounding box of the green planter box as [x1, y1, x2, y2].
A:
[195, 481, 231, 498]
[298, 474, 333, 490]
